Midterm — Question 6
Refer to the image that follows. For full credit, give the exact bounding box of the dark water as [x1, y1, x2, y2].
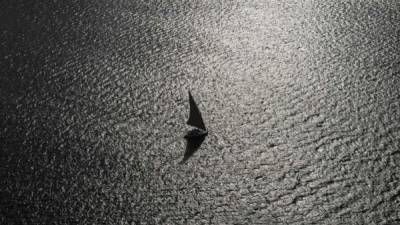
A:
[1, 0, 400, 224]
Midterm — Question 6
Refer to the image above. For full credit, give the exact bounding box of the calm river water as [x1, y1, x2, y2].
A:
[1, 0, 400, 224]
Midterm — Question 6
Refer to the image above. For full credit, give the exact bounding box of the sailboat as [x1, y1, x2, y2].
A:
[181, 91, 208, 163]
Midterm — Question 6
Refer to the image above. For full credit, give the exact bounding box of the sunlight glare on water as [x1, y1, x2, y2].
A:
[1, 0, 400, 224]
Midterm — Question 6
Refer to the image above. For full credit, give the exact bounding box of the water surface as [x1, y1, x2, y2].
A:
[1, 0, 400, 224]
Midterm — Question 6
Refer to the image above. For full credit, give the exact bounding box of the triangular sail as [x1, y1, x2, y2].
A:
[187, 91, 206, 131]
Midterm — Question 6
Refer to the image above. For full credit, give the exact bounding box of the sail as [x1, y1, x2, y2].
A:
[187, 91, 206, 131]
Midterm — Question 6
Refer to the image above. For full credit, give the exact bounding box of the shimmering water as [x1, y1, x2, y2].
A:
[1, 0, 400, 224]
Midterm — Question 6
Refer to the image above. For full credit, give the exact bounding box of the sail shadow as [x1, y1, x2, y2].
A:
[180, 135, 206, 164]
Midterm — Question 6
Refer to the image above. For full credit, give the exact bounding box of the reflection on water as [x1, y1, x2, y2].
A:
[181, 135, 206, 164]
[1, 0, 400, 224]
